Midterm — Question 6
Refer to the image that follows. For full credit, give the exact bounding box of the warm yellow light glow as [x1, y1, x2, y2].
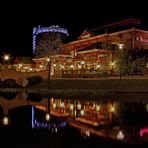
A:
[46, 58, 50, 62]
[81, 61, 85, 65]
[53, 103, 56, 109]
[86, 130, 90, 137]
[3, 116, 9, 125]
[96, 64, 101, 68]
[70, 65, 74, 68]
[110, 106, 115, 112]
[60, 102, 65, 108]
[19, 64, 22, 67]
[78, 65, 82, 69]
[118, 44, 124, 49]
[80, 109, 85, 116]
[117, 130, 124, 140]
[45, 113, 50, 121]
[110, 62, 115, 66]
[4, 55, 9, 61]
[70, 104, 74, 110]
[77, 103, 81, 110]
[96, 105, 101, 111]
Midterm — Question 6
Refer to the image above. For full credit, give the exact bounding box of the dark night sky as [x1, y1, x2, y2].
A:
[0, 1, 147, 56]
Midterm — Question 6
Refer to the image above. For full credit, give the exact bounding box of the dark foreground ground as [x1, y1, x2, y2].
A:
[1, 127, 147, 148]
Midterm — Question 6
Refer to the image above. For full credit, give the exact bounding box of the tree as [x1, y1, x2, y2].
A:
[113, 46, 135, 76]
[35, 32, 65, 82]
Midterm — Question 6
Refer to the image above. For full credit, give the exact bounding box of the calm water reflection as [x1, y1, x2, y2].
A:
[0, 92, 148, 147]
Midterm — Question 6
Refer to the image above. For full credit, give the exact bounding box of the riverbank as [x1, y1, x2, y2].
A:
[29, 78, 148, 91]
[1, 78, 148, 101]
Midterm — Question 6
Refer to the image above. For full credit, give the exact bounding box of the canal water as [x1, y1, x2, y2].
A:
[0, 92, 148, 147]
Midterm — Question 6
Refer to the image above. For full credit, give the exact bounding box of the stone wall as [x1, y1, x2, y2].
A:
[0, 65, 48, 85]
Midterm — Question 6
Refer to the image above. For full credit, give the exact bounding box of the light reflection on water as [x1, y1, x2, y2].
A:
[0, 92, 148, 146]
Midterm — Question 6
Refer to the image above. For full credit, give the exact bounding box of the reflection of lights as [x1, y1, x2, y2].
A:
[70, 65, 74, 69]
[53, 103, 56, 109]
[78, 65, 82, 69]
[45, 113, 50, 121]
[60, 102, 65, 108]
[140, 127, 148, 137]
[3, 116, 9, 125]
[117, 130, 124, 140]
[55, 128, 58, 133]
[96, 105, 101, 111]
[81, 61, 85, 65]
[110, 62, 115, 66]
[53, 64, 56, 67]
[50, 98, 54, 103]
[19, 64, 22, 67]
[46, 58, 50, 62]
[77, 103, 81, 110]
[146, 104, 148, 111]
[70, 104, 74, 110]
[118, 43, 124, 49]
[80, 110, 85, 116]
[32, 106, 67, 129]
[96, 64, 100, 69]
[61, 65, 64, 69]
[110, 106, 115, 112]
[86, 130, 90, 137]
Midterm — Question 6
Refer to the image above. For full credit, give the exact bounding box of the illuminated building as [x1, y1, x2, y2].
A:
[9, 18, 148, 79]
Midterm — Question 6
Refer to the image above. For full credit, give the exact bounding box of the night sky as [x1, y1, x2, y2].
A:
[0, 1, 147, 57]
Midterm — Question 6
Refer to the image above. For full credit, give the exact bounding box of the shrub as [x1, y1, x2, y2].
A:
[0, 105, 3, 118]
[27, 75, 42, 85]
[1, 79, 20, 88]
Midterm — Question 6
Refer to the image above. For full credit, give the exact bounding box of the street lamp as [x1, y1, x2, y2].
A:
[118, 44, 124, 80]
[4, 55, 9, 61]
[110, 62, 115, 76]
[3, 116, 9, 125]
[46, 57, 51, 83]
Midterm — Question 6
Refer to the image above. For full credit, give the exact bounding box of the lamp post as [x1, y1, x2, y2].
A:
[110, 62, 115, 76]
[46, 57, 51, 83]
[118, 44, 124, 80]
[81, 61, 85, 78]
[3, 55, 10, 66]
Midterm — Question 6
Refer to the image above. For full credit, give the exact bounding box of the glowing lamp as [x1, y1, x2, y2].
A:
[45, 113, 50, 121]
[77, 103, 81, 110]
[70, 104, 74, 110]
[3, 116, 9, 125]
[117, 130, 124, 140]
[96, 105, 101, 111]
[110, 106, 115, 112]
[60, 102, 65, 108]
[53, 103, 56, 109]
[4, 55, 9, 61]
[86, 130, 90, 137]
[80, 110, 85, 116]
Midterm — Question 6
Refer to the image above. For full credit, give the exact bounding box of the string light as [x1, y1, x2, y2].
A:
[32, 25, 69, 53]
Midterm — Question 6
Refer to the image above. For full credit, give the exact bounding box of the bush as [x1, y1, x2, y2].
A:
[0, 105, 3, 118]
[27, 75, 42, 85]
[0, 79, 20, 88]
